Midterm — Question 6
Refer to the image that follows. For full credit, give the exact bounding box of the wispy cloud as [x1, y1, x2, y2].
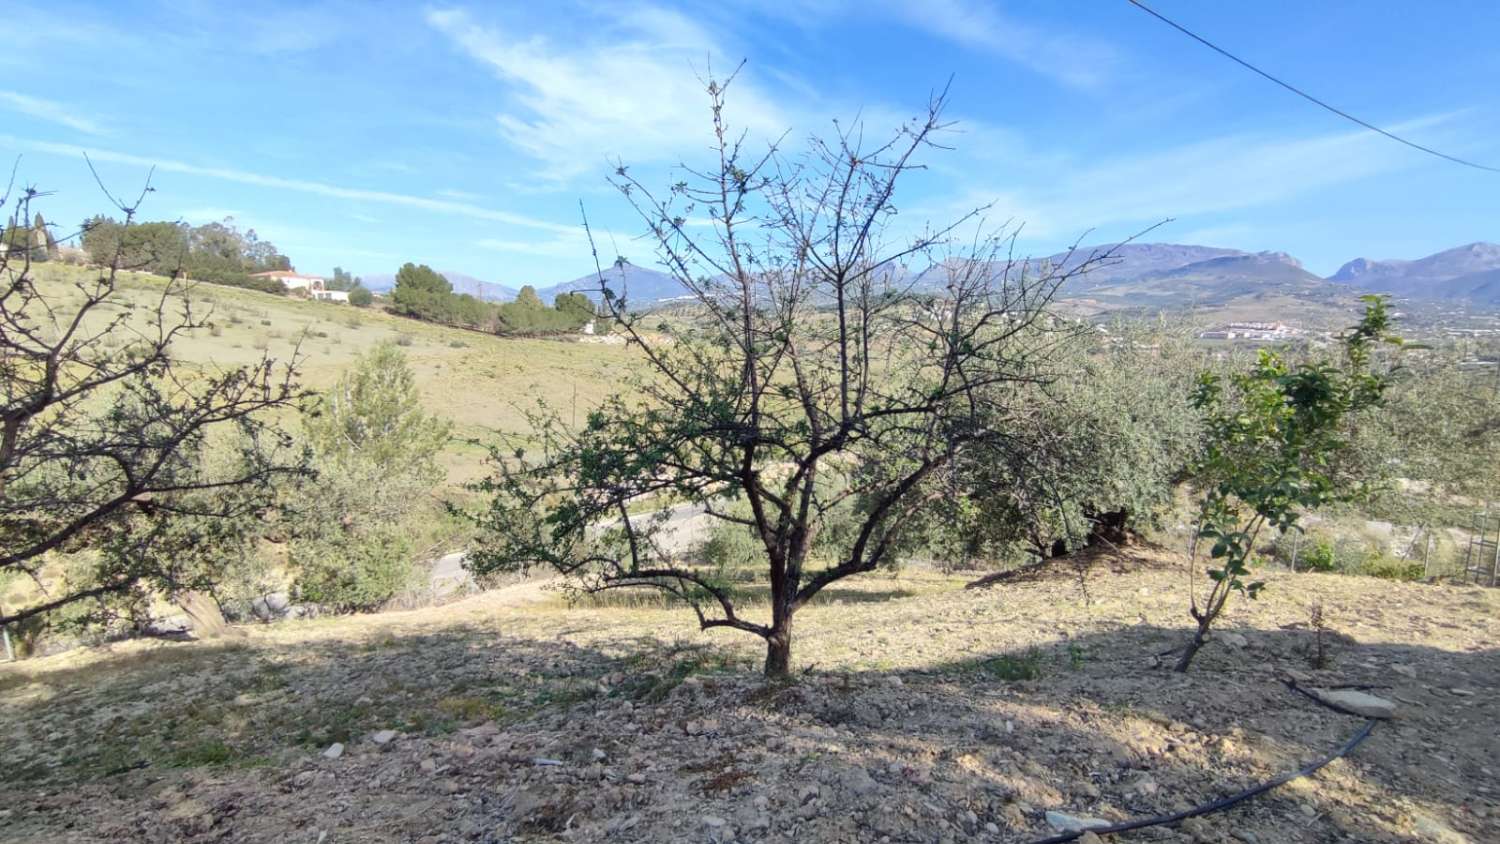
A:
[426, 6, 791, 181]
[883, 0, 1122, 90]
[477, 232, 589, 258]
[930, 115, 1453, 245]
[2, 135, 575, 233]
[0, 91, 105, 135]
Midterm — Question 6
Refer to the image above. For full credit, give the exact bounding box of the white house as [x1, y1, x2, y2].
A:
[248, 270, 349, 303]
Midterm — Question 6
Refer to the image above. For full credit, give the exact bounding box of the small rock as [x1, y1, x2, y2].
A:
[321, 742, 344, 759]
[1450, 688, 1475, 697]
[1307, 688, 1397, 719]
[841, 766, 879, 796]
[1181, 816, 1212, 841]
[420, 758, 436, 773]
[591, 747, 607, 761]
[1045, 811, 1110, 832]
[1078, 834, 1104, 844]
[984, 822, 1000, 834]
[1220, 632, 1249, 648]
[531, 757, 564, 766]
[370, 729, 398, 745]
[703, 816, 726, 828]
[1391, 664, 1417, 678]
[1412, 812, 1472, 843]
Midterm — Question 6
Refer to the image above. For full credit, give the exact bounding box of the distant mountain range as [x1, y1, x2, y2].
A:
[363, 242, 1500, 311]
[1328, 242, 1500, 302]
[535, 261, 687, 306]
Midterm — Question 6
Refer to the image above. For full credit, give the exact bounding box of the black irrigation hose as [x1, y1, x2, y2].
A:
[1026, 710, 1378, 843]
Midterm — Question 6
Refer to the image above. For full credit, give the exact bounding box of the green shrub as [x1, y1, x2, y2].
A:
[1300, 539, 1339, 572]
[1357, 554, 1424, 581]
[978, 649, 1044, 681]
[293, 529, 417, 612]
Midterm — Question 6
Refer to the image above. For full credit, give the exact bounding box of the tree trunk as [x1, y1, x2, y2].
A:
[1174, 622, 1208, 672]
[176, 591, 230, 639]
[763, 612, 793, 678]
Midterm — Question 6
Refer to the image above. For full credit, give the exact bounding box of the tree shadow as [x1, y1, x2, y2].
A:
[0, 607, 1493, 843]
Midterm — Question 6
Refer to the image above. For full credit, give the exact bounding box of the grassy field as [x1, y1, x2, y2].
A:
[29, 263, 641, 486]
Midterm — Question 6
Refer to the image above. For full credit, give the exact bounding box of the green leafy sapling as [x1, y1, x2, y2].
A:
[1175, 296, 1404, 672]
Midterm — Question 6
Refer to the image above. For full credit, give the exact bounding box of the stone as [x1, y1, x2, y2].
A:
[370, 729, 399, 745]
[250, 591, 292, 621]
[1412, 812, 1471, 843]
[984, 822, 1000, 834]
[321, 742, 344, 759]
[1078, 834, 1104, 844]
[1045, 811, 1110, 832]
[1391, 664, 1417, 678]
[1307, 688, 1397, 719]
[591, 747, 607, 761]
[703, 816, 726, 828]
[1181, 816, 1212, 841]
[1219, 632, 1249, 648]
[1450, 688, 1475, 697]
[841, 766, 879, 796]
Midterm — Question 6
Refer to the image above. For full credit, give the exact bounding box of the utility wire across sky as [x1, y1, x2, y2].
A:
[1127, 0, 1500, 174]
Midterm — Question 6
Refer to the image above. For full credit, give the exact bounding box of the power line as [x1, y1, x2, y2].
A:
[1126, 0, 1500, 174]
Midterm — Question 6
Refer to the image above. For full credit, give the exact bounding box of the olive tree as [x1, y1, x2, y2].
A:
[467, 78, 1121, 677]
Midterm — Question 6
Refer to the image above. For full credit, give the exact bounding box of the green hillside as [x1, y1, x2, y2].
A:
[30, 263, 639, 486]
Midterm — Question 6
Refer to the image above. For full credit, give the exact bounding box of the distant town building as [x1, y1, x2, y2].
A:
[1197, 321, 1301, 341]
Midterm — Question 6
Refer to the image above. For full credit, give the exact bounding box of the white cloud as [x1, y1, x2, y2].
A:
[177, 206, 243, 223]
[930, 115, 1453, 245]
[477, 232, 589, 258]
[883, 0, 1122, 90]
[1, 135, 575, 233]
[426, 6, 792, 180]
[0, 91, 105, 135]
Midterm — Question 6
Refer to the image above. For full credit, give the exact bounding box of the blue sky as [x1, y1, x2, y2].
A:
[3, 0, 1497, 285]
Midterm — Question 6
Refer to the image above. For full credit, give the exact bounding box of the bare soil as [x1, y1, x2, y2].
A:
[2, 548, 1496, 843]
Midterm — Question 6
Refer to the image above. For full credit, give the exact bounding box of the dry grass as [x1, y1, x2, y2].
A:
[28, 263, 640, 486]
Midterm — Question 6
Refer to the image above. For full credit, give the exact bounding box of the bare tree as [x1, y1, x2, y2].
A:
[0, 178, 306, 628]
[468, 76, 1121, 676]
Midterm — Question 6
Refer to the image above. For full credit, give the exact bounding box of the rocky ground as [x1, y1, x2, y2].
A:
[2, 547, 1497, 843]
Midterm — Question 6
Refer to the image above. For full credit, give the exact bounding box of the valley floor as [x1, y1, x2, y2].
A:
[2, 547, 1497, 843]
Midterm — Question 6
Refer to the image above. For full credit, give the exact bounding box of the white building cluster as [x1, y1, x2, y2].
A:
[1197, 321, 1301, 341]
